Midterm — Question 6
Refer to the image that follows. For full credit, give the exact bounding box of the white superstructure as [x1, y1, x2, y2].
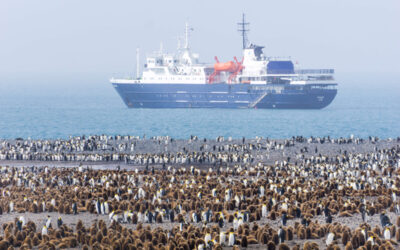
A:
[111, 22, 335, 87]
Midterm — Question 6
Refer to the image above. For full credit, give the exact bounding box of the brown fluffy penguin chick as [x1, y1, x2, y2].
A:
[326, 244, 341, 250]
[23, 237, 32, 249]
[303, 241, 319, 250]
[357, 231, 366, 246]
[211, 242, 222, 250]
[291, 244, 301, 250]
[269, 211, 277, 220]
[252, 222, 259, 232]
[272, 233, 279, 245]
[156, 214, 163, 223]
[95, 231, 103, 243]
[344, 241, 353, 250]
[57, 242, 69, 249]
[338, 211, 352, 217]
[20, 244, 31, 250]
[267, 241, 276, 250]
[286, 227, 294, 241]
[241, 235, 248, 247]
[396, 228, 400, 242]
[0, 241, 9, 250]
[350, 233, 360, 249]
[373, 226, 381, 237]
[32, 236, 40, 246]
[259, 232, 269, 244]
[381, 241, 395, 250]
[76, 220, 83, 232]
[342, 230, 351, 245]
[248, 237, 258, 245]
[305, 227, 312, 239]
[31, 203, 38, 213]
[298, 227, 306, 240]
[64, 203, 71, 214]
[58, 204, 64, 214]
[278, 243, 290, 250]
[390, 225, 396, 238]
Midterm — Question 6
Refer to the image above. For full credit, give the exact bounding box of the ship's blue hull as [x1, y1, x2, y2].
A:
[112, 83, 337, 109]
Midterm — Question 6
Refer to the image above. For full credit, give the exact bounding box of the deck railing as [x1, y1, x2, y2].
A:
[295, 69, 334, 74]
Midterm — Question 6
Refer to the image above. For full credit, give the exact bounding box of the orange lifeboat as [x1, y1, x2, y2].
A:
[214, 61, 236, 72]
[208, 56, 244, 84]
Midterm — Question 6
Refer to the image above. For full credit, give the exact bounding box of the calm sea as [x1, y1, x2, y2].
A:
[0, 73, 399, 139]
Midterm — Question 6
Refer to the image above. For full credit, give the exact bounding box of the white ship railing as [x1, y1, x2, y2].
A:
[295, 69, 334, 74]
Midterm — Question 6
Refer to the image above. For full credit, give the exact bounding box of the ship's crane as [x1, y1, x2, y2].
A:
[228, 56, 244, 83]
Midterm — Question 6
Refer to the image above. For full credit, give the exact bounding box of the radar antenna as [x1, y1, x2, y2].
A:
[237, 13, 250, 49]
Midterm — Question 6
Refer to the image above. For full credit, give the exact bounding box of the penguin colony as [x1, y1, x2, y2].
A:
[0, 136, 399, 249]
[0, 135, 395, 165]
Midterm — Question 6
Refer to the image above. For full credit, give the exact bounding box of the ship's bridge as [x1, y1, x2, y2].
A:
[242, 44, 296, 77]
[242, 44, 267, 76]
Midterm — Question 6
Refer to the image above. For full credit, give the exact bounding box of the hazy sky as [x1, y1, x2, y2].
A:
[1, 0, 399, 78]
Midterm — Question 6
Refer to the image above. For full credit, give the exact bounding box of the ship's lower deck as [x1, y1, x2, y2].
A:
[112, 83, 337, 109]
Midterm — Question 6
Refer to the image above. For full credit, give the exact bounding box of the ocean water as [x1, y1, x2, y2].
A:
[0, 73, 399, 140]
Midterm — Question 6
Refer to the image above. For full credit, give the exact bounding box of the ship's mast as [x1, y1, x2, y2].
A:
[237, 13, 250, 49]
[136, 48, 140, 79]
[184, 22, 189, 49]
[177, 36, 181, 50]
[159, 42, 163, 55]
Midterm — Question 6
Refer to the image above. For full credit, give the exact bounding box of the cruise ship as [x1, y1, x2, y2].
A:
[111, 16, 337, 109]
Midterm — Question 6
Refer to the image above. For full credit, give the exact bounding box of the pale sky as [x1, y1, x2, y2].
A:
[0, 0, 399, 79]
